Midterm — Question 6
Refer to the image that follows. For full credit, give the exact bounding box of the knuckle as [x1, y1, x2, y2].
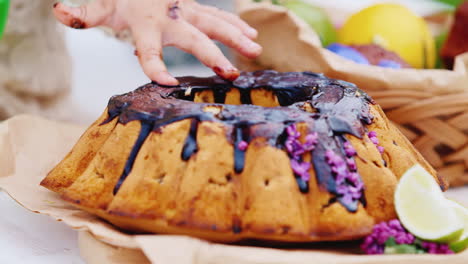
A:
[137, 47, 162, 62]
[188, 31, 204, 46]
[188, 13, 202, 27]
[79, 6, 88, 21]
[69, 6, 87, 29]
[230, 30, 245, 45]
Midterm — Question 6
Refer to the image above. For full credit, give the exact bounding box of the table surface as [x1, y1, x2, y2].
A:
[1, 27, 467, 263]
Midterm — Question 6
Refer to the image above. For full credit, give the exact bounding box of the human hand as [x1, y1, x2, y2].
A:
[53, 0, 262, 85]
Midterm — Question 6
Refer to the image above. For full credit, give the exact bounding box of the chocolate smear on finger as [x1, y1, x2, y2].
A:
[70, 18, 86, 29]
[168, 1, 180, 19]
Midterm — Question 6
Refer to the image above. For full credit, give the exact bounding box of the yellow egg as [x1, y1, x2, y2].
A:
[338, 4, 435, 69]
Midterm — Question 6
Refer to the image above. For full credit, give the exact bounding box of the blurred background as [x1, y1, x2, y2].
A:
[0, 0, 459, 124]
[62, 0, 233, 123]
[0, 1, 467, 263]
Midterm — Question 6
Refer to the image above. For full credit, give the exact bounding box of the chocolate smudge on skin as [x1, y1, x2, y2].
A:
[168, 1, 180, 19]
[214, 66, 240, 82]
[70, 18, 86, 29]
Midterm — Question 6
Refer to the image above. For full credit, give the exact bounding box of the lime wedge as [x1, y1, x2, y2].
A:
[447, 199, 468, 252]
[395, 164, 464, 243]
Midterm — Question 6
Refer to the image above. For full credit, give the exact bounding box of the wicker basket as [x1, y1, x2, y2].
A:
[235, 0, 468, 187]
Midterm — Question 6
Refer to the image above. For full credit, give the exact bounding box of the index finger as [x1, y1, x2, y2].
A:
[133, 29, 179, 86]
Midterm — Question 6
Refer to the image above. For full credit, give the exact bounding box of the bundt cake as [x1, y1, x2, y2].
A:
[40, 70, 445, 242]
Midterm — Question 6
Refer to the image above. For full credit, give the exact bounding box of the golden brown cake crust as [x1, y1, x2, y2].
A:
[41, 71, 440, 242]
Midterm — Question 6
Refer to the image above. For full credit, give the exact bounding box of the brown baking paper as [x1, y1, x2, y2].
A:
[1, 115, 467, 263]
[235, 0, 468, 94]
[235, 0, 468, 187]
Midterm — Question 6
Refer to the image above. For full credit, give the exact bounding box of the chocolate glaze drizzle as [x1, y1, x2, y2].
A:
[182, 119, 199, 161]
[104, 70, 374, 212]
[233, 124, 250, 173]
[113, 121, 153, 195]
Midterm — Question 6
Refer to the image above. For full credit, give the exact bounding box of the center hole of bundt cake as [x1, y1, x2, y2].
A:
[192, 88, 282, 107]
[192, 88, 318, 113]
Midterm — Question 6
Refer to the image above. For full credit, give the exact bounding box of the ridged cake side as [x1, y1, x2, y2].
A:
[40, 71, 443, 242]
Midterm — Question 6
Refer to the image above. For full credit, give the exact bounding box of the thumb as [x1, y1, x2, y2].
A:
[52, 1, 109, 29]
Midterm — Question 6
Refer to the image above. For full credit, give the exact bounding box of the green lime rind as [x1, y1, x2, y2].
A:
[422, 228, 464, 244]
[282, 0, 337, 46]
[395, 164, 465, 244]
[447, 199, 468, 252]
[0, 0, 9, 39]
[450, 236, 468, 253]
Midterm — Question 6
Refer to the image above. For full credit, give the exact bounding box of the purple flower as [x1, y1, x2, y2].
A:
[285, 124, 318, 183]
[368, 131, 385, 155]
[346, 158, 357, 171]
[286, 124, 300, 138]
[332, 164, 348, 177]
[422, 242, 454, 254]
[370, 136, 379, 145]
[285, 138, 304, 156]
[303, 133, 318, 152]
[291, 159, 311, 181]
[325, 150, 345, 166]
[361, 219, 453, 255]
[343, 141, 357, 157]
[368, 131, 377, 138]
[285, 125, 318, 157]
[348, 172, 360, 183]
[341, 193, 354, 205]
[361, 220, 412, 254]
[377, 146, 385, 154]
[237, 141, 248, 151]
[326, 150, 364, 202]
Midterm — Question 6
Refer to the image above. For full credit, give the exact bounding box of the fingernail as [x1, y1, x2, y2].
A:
[156, 72, 179, 86]
[214, 66, 240, 81]
[242, 37, 262, 52]
[246, 41, 262, 53]
[246, 28, 258, 39]
[241, 39, 262, 58]
[71, 19, 86, 29]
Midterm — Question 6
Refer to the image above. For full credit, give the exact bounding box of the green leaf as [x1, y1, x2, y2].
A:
[385, 244, 421, 254]
[384, 237, 426, 254]
[432, 0, 464, 7]
[385, 237, 397, 247]
[432, 0, 465, 11]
